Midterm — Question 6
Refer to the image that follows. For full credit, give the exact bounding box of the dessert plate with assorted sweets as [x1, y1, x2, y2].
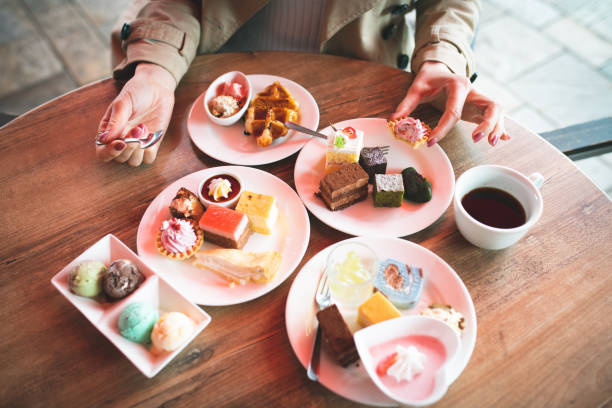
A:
[187, 73, 319, 165]
[294, 117, 455, 238]
[285, 237, 476, 406]
[51, 234, 211, 378]
[136, 165, 310, 306]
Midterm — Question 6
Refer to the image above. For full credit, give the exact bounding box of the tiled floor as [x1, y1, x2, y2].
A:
[1, 0, 611, 198]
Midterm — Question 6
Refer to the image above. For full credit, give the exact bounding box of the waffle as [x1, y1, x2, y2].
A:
[245, 82, 299, 147]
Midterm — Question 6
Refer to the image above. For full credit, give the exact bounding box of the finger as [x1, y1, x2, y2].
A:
[471, 102, 502, 143]
[428, 79, 470, 144]
[128, 146, 144, 167]
[114, 142, 138, 163]
[97, 96, 133, 143]
[96, 140, 127, 162]
[489, 115, 505, 146]
[390, 87, 423, 121]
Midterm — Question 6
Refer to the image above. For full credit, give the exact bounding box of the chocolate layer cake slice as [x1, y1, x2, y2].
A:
[319, 163, 368, 211]
[316, 304, 359, 367]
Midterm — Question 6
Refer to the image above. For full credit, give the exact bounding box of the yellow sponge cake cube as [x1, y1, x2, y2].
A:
[357, 292, 401, 327]
[235, 191, 278, 235]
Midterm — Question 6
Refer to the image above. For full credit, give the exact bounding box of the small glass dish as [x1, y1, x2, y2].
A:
[326, 241, 378, 308]
[204, 71, 252, 126]
[197, 171, 243, 208]
[50, 234, 212, 378]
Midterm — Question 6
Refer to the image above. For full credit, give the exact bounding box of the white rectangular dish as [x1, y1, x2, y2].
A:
[51, 234, 211, 378]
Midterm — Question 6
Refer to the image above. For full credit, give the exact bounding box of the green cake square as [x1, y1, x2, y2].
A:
[373, 174, 404, 207]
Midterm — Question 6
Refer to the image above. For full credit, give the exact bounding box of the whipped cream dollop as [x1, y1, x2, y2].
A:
[394, 117, 428, 143]
[160, 218, 197, 253]
[387, 345, 427, 382]
[207, 178, 232, 201]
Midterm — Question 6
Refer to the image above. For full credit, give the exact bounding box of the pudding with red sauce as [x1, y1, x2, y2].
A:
[199, 174, 242, 208]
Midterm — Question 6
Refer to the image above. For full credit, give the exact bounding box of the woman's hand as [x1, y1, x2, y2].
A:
[95, 63, 176, 166]
[391, 61, 508, 147]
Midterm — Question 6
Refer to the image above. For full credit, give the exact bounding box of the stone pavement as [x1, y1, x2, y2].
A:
[0, 0, 610, 198]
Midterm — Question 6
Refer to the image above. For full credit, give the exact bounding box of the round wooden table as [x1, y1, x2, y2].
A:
[0, 52, 610, 407]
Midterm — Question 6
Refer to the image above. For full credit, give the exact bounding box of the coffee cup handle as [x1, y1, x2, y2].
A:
[528, 172, 544, 189]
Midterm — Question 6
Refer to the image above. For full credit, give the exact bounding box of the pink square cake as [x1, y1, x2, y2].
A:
[198, 204, 252, 249]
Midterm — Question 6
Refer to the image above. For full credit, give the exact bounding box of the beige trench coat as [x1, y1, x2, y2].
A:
[112, 0, 479, 84]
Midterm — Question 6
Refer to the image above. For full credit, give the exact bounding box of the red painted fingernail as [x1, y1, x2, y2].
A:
[492, 134, 500, 146]
[427, 137, 438, 147]
[114, 141, 126, 151]
[96, 130, 109, 143]
[472, 132, 484, 142]
[131, 125, 144, 138]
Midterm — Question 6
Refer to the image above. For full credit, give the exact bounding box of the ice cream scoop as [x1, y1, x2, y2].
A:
[151, 312, 195, 353]
[68, 260, 106, 298]
[102, 259, 144, 300]
[118, 302, 159, 344]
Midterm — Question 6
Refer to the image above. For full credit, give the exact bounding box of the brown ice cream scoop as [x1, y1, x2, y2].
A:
[102, 259, 145, 300]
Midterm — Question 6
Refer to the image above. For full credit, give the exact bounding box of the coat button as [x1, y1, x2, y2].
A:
[470, 72, 478, 83]
[120, 23, 132, 40]
[397, 54, 409, 69]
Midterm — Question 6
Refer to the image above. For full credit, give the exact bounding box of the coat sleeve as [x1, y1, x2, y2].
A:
[410, 0, 479, 77]
[111, 0, 201, 84]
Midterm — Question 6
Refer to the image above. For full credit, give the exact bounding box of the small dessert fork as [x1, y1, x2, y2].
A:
[284, 121, 328, 140]
[307, 271, 333, 381]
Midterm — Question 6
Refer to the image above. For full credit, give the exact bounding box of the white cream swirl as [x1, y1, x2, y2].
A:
[160, 218, 197, 253]
[387, 345, 426, 382]
[394, 117, 428, 143]
[207, 178, 232, 201]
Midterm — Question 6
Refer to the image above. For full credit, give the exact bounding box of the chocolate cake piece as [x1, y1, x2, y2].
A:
[319, 163, 368, 211]
[169, 187, 204, 221]
[402, 167, 433, 203]
[373, 174, 404, 207]
[359, 147, 387, 184]
[316, 304, 359, 367]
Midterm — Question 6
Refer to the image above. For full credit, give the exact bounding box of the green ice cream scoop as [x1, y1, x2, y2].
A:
[68, 260, 106, 298]
[118, 302, 159, 344]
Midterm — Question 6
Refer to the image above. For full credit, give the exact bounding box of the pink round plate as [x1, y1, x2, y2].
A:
[294, 118, 455, 237]
[187, 74, 319, 166]
[137, 166, 310, 306]
[285, 237, 476, 406]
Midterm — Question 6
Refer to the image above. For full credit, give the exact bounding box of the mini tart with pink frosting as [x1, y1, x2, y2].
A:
[388, 117, 431, 148]
[156, 218, 204, 260]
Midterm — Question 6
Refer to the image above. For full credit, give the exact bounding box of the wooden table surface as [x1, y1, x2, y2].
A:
[1, 52, 610, 407]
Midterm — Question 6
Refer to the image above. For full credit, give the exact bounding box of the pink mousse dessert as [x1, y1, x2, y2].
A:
[390, 117, 431, 148]
[371, 335, 446, 401]
[156, 218, 203, 260]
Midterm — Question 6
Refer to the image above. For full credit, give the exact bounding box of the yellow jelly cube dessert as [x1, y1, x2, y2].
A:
[357, 291, 401, 327]
[235, 191, 278, 235]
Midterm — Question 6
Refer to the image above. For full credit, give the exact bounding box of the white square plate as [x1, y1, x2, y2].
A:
[51, 234, 211, 378]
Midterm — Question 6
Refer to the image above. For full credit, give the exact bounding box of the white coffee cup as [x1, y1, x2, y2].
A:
[454, 165, 544, 250]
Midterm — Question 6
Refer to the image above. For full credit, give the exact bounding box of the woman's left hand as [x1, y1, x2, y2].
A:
[391, 61, 508, 146]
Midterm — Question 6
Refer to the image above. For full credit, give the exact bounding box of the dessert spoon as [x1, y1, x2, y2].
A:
[95, 130, 164, 149]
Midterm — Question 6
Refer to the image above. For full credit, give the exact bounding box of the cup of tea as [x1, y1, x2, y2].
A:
[453, 165, 544, 250]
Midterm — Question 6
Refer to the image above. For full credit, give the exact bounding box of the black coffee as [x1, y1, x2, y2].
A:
[461, 187, 526, 229]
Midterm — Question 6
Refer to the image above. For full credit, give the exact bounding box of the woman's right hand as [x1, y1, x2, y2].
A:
[95, 63, 176, 166]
